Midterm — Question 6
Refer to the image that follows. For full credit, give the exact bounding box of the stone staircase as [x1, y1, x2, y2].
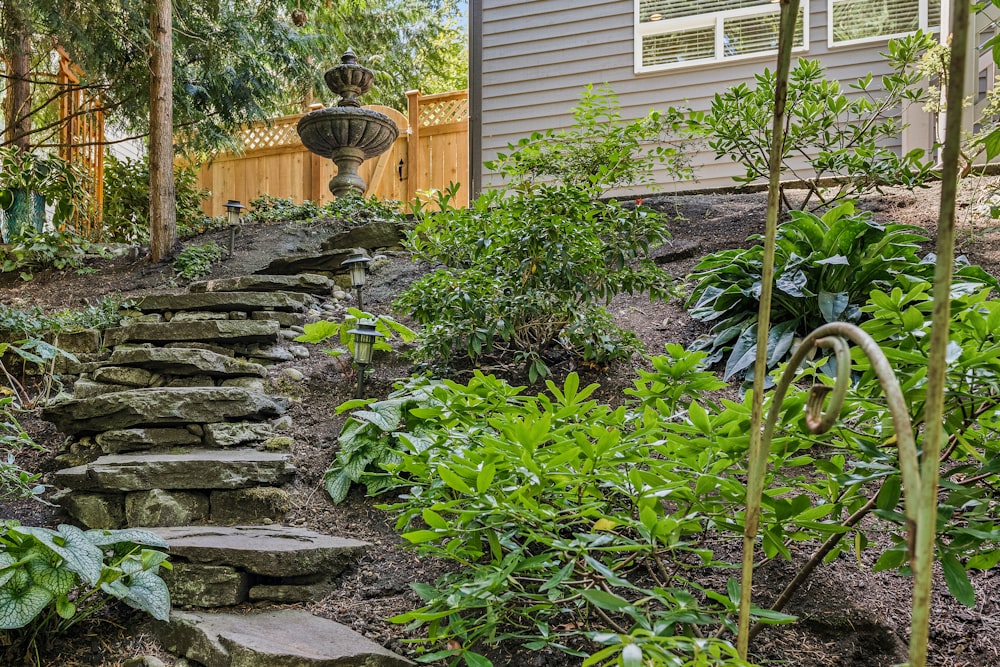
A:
[40, 273, 412, 667]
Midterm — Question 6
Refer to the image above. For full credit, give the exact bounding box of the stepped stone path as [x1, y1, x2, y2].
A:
[41, 270, 413, 667]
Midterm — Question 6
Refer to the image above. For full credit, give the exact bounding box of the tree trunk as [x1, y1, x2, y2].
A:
[148, 0, 176, 263]
[2, 1, 32, 151]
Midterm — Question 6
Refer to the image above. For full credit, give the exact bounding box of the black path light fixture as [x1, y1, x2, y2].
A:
[341, 250, 372, 310]
[349, 318, 384, 398]
[224, 200, 246, 258]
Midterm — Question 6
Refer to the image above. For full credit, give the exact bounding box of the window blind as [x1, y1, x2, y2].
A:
[639, 0, 769, 23]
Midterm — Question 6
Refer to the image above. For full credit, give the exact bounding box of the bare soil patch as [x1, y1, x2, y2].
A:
[3, 178, 1000, 666]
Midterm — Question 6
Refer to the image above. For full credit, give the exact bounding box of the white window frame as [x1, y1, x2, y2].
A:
[828, 0, 939, 47]
[634, 1, 810, 74]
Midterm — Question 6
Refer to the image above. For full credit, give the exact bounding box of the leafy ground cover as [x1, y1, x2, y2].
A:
[3, 179, 1000, 665]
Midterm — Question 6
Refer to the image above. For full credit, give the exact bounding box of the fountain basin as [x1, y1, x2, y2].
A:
[296, 107, 399, 161]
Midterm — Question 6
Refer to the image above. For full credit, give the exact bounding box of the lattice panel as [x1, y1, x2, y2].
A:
[419, 97, 469, 127]
[240, 120, 301, 151]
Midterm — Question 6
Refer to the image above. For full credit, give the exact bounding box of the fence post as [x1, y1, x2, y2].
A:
[406, 90, 421, 204]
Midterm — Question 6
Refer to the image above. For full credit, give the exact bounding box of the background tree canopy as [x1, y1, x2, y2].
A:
[1, 0, 467, 153]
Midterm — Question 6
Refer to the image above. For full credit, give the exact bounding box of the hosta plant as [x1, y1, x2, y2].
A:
[685, 202, 994, 380]
[0, 523, 170, 664]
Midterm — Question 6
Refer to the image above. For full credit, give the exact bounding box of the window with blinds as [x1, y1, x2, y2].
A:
[830, 0, 941, 45]
[635, 1, 807, 72]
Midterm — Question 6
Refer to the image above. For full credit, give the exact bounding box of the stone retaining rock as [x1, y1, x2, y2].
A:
[156, 609, 414, 667]
[134, 292, 308, 313]
[104, 320, 280, 347]
[147, 525, 366, 577]
[54, 449, 295, 491]
[261, 248, 354, 276]
[43, 387, 287, 434]
[190, 273, 335, 295]
[96, 428, 202, 454]
[107, 347, 267, 377]
[320, 221, 408, 251]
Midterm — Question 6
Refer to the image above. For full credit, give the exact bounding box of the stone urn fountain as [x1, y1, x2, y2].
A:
[297, 50, 400, 196]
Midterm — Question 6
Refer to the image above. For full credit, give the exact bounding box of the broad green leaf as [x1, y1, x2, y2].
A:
[464, 651, 493, 667]
[439, 466, 474, 495]
[421, 509, 449, 530]
[27, 556, 75, 597]
[476, 463, 496, 494]
[325, 470, 353, 504]
[85, 528, 169, 549]
[941, 554, 976, 607]
[0, 569, 53, 629]
[818, 290, 849, 323]
[402, 530, 441, 544]
[688, 401, 711, 435]
[0, 552, 16, 587]
[13, 525, 102, 586]
[968, 549, 1000, 571]
[116, 567, 170, 621]
[582, 588, 631, 611]
[295, 320, 342, 344]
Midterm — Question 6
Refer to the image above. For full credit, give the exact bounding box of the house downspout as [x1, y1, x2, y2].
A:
[469, 0, 483, 200]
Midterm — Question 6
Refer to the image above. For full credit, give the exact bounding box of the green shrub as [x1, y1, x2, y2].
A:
[0, 398, 45, 503]
[0, 227, 108, 282]
[487, 84, 701, 194]
[396, 185, 673, 381]
[0, 148, 87, 237]
[103, 154, 210, 243]
[0, 523, 170, 665]
[685, 202, 995, 380]
[172, 241, 224, 281]
[245, 194, 322, 223]
[0, 298, 126, 340]
[852, 284, 1000, 603]
[706, 32, 936, 211]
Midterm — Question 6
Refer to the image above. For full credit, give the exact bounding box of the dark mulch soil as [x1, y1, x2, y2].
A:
[3, 177, 1000, 665]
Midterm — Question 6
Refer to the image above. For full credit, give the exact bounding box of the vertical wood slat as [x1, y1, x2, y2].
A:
[406, 90, 422, 203]
[57, 49, 105, 238]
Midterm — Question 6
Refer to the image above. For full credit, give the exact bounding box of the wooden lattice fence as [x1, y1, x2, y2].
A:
[193, 90, 469, 215]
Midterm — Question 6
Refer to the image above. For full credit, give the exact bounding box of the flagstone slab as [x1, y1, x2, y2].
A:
[156, 609, 414, 667]
[104, 320, 280, 347]
[43, 386, 287, 434]
[147, 525, 367, 577]
[107, 347, 267, 377]
[190, 274, 335, 295]
[54, 449, 295, 492]
[134, 292, 307, 313]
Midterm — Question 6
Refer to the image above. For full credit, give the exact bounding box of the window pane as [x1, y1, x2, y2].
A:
[832, 0, 921, 42]
[639, 0, 769, 23]
[928, 0, 941, 28]
[642, 27, 715, 66]
[723, 10, 804, 56]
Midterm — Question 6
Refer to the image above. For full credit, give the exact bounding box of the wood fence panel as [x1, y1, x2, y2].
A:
[193, 91, 467, 216]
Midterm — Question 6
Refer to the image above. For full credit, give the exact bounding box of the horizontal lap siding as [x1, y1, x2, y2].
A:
[480, 0, 917, 194]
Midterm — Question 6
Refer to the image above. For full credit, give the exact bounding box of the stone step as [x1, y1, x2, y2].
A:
[262, 248, 354, 276]
[104, 320, 280, 347]
[157, 609, 413, 667]
[43, 386, 287, 434]
[104, 346, 267, 378]
[190, 273, 335, 295]
[150, 525, 367, 606]
[321, 221, 408, 251]
[134, 291, 310, 314]
[53, 449, 295, 492]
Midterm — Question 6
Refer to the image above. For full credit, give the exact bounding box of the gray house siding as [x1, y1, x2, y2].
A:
[476, 0, 927, 195]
